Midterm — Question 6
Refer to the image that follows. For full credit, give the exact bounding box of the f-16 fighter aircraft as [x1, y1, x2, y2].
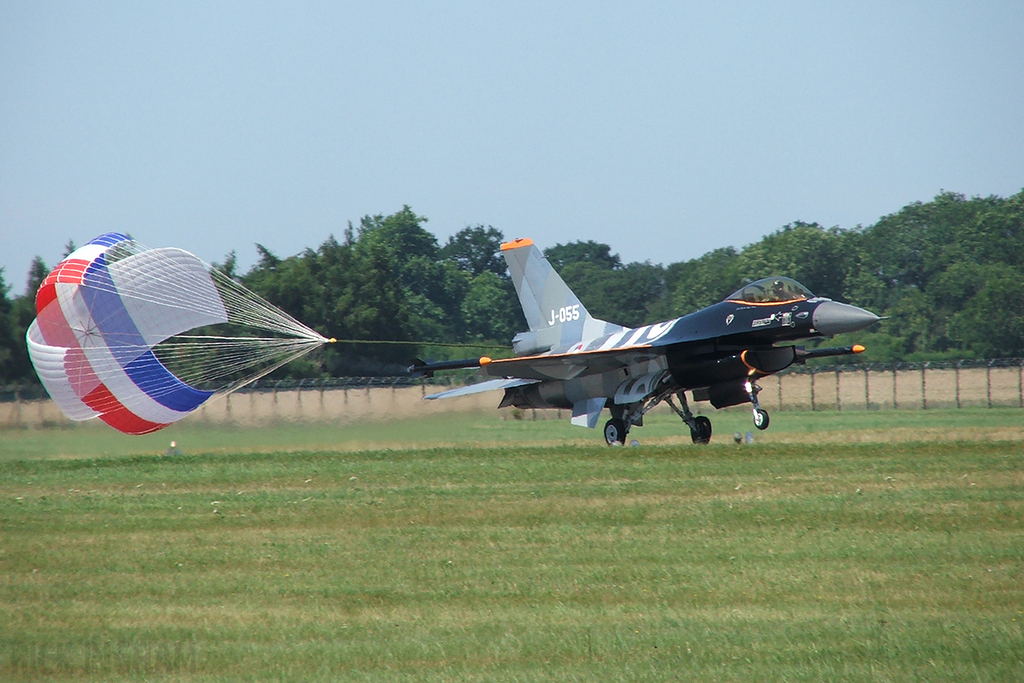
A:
[412, 238, 880, 445]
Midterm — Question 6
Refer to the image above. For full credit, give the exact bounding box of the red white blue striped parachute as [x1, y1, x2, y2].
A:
[27, 233, 329, 434]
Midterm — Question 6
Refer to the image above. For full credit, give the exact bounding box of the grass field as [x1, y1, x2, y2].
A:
[3, 406, 1024, 461]
[1, 409, 1023, 681]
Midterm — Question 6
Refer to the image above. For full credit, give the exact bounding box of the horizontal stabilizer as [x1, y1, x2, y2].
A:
[425, 377, 540, 400]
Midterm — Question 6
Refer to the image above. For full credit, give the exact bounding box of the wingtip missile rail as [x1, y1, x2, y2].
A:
[408, 357, 486, 379]
[795, 344, 866, 362]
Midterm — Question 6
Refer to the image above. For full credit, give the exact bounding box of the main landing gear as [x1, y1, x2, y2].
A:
[602, 387, 714, 445]
[602, 380, 772, 446]
[664, 391, 712, 444]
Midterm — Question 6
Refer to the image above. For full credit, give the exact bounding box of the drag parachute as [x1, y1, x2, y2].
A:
[27, 233, 330, 434]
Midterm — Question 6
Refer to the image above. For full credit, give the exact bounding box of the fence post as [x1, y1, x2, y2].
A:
[810, 367, 816, 411]
[864, 366, 871, 410]
[835, 368, 841, 411]
[955, 361, 961, 409]
[921, 362, 928, 410]
[892, 364, 898, 410]
[987, 360, 993, 409]
[273, 380, 280, 421]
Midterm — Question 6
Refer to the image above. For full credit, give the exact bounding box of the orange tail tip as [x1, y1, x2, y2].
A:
[500, 237, 534, 251]
[852, 344, 866, 353]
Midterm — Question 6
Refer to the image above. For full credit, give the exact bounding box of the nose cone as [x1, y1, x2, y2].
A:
[812, 301, 881, 336]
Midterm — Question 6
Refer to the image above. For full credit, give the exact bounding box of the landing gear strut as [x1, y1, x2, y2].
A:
[603, 384, 715, 446]
[745, 379, 770, 430]
[666, 391, 712, 444]
[602, 377, 771, 445]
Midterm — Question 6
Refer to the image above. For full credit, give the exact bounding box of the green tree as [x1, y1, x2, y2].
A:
[462, 271, 520, 342]
[665, 247, 744, 314]
[948, 268, 1024, 358]
[544, 240, 621, 270]
[24, 256, 48, 298]
[737, 222, 851, 300]
[0, 269, 18, 381]
[559, 260, 665, 328]
[212, 250, 239, 280]
[441, 225, 507, 277]
[357, 206, 438, 262]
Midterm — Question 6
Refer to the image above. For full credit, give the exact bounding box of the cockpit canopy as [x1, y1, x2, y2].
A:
[727, 277, 815, 304]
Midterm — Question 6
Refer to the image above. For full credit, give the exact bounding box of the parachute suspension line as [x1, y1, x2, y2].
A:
[59, 237, 329, 409]
[92, 239, 327, 342]
[328, 338, 509, 350]
[31, 233, 344, 433]
[209, 269, 326, 341]
[151, 336, 325, 387]
[51, 340, 323, 410]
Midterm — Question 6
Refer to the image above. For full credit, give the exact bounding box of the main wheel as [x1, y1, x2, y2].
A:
[690, 415, 712, 444]
[604, 418, 627, 445]
[753, 408, 770, 430]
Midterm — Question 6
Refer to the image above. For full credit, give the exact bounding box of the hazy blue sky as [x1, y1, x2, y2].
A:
[3, 1, 1023, 292]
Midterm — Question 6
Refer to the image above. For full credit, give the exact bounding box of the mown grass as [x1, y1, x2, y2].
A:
[1, 427, 1022, 681]
[3, 406, 1023, 461]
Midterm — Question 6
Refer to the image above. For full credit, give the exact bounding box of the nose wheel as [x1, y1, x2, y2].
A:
[745, 380, 770, 430]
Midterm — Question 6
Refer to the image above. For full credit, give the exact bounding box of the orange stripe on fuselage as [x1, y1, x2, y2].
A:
[489, 343, 653, 366]
[740, 349, 757, 375]
[726, 298, 807, 307]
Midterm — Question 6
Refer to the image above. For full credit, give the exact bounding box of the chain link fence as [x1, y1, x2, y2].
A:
[769, 358, 1024, 412]
[2, 358, 1022, 429]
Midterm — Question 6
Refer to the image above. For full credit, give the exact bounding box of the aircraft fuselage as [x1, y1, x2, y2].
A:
[497, 295, 877, 414]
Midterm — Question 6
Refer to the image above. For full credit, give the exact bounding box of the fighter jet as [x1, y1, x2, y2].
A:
[412, 238, 880, 445]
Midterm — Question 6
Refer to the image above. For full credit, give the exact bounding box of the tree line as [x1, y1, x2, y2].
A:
[2, 190, 1023, 383]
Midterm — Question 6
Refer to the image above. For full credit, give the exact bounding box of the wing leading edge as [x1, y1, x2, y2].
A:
[425, 377, 540, 400]
[477, 344, 657, 381]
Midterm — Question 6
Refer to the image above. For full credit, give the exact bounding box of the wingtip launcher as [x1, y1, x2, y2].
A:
[795, 344, 866, 361]
[408, 357, 487, 379]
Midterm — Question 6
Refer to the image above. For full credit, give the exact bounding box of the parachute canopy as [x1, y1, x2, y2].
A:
[28, 233, 329, 434]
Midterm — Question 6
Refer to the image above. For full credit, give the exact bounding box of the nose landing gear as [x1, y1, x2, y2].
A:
[745, 379, 770, 431]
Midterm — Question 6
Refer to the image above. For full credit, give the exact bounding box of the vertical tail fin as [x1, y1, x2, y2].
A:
[500, 238, 624, 354]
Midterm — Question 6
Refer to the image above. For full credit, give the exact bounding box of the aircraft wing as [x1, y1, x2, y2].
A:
[479, 345, 658, 381]
[425, 377, 540, 400]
